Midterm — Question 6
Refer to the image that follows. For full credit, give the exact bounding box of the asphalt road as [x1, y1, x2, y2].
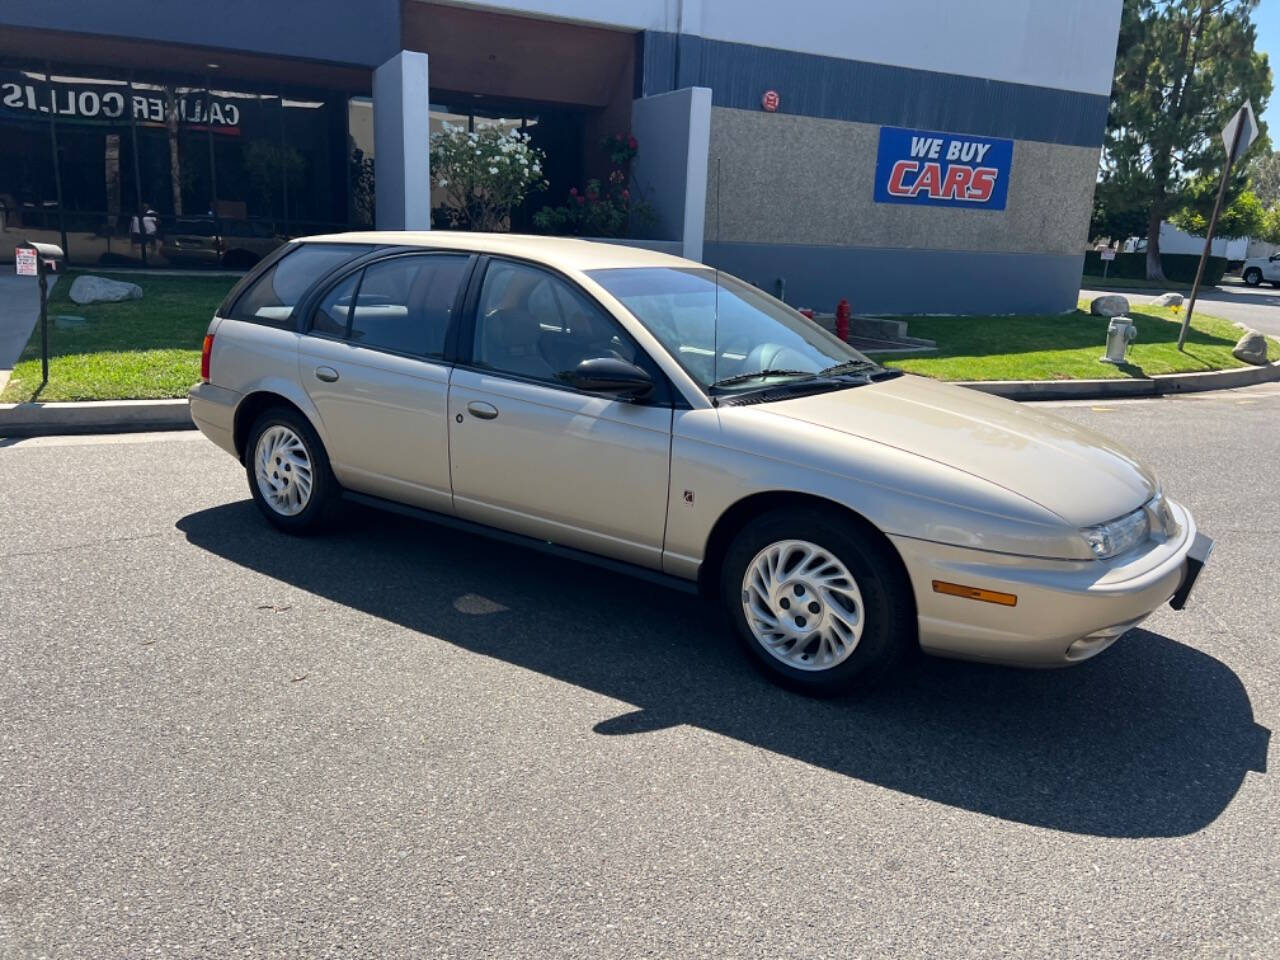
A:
[1, 387, 1277, 958]
[1083, 280, 1280, 338]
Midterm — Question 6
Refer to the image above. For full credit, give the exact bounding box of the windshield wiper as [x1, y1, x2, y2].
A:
[817, 359, 878, 377]
[710, 368, 815, 389]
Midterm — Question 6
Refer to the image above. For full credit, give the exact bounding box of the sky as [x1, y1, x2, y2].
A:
[1256, 1, 1279, 143]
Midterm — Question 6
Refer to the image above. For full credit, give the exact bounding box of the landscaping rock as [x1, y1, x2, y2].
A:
[69, 275, 143, 305]
[1232, 329, 1269, 366]
[53, 314, 87, 330]
[1090, 294, 1130, 318]
[1152, 292, 1184, 307]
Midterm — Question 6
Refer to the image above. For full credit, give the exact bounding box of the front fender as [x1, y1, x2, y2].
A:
[663, 408, 1090, 578]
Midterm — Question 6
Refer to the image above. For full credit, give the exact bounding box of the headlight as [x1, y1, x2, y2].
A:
[1081, 506, 1150, 559]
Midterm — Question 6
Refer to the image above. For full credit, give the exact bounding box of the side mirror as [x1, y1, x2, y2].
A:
[559, 356, 653, 399]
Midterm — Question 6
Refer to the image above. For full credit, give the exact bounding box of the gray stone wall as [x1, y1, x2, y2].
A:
[703, 107, 1099, 258]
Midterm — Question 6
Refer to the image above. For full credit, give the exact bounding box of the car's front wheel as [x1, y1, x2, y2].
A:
[721, 508, 913, 695]
[244, 407, 337, 534]
[1243, 267, 1262, 286]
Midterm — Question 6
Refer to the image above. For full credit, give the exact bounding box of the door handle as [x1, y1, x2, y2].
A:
[314, 366, 339, 383]
[466, 400, 499, 420]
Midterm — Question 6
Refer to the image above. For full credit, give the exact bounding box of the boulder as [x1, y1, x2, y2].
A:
[69, 275, 143, 305]
[1232, 329, 1270, 366]
[1152, 292, 1184, 307]
[1090, 294, 1130, 318]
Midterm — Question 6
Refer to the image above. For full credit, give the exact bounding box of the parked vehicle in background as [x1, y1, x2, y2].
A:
[188, 233, 1213, 695]
[161, 217, 285, 270]
[1241, 253, 1280, 287]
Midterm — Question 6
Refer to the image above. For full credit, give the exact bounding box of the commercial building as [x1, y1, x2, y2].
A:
[0, 1, 1121, 313]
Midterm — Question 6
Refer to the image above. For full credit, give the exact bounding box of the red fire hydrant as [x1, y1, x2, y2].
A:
[835, 299, 851, 342]
[798, 308, 814, 319]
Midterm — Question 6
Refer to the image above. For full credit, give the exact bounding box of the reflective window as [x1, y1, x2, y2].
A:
[311, 272, 360, 338]
[0, 68, 60, 252]
[230, 243, 371, 325]
[473, 260, 636, 383]
[588, 267, 871, 392]
[348, 254, 469, 357]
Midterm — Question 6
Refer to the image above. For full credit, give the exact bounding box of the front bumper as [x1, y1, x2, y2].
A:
[890, 499, 1206, 667]
[188, 381, 240, 458]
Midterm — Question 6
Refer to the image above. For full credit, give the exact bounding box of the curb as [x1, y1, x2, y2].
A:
[955, 360, 1280, 402]
[0, 398, 194, 437]
[2, 362, 1277, 436]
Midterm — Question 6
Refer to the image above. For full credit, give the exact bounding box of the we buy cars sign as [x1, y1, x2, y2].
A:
[873, 126, 1013, 210]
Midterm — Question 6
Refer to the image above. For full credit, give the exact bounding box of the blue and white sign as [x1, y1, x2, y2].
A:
[873, 126, 1013, 210]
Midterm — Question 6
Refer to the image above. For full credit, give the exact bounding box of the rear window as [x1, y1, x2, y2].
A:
[229, 243, 371, 327]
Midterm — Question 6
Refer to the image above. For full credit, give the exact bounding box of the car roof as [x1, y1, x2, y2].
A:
[298, 231, 699, 274]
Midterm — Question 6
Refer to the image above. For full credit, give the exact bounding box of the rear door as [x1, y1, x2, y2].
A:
[298, 252, 473, 512]
[446, 257, 674, 569]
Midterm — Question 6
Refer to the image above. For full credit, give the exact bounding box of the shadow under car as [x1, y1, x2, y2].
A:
[177, 500, 1269, 839]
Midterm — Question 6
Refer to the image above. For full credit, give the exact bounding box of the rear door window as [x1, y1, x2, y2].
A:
[229, 243, 371, 327]
[315, 253, 470, 358]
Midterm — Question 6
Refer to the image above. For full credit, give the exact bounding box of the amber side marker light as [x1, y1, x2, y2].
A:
[932, 580, 1018, 607]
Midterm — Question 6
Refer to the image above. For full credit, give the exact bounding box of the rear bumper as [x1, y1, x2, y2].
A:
[188, 381, 240, 458]
[890, 499, 1202, 667]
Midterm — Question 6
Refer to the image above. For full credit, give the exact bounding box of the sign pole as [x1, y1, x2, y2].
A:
[39, 269, 49, 388]
[1180, 105, 1252, 350]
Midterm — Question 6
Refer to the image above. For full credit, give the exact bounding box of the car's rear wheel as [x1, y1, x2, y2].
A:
[721, 508, 913, 695]
[245, 407, 337, 534]
[1243, 267, 1262, 286]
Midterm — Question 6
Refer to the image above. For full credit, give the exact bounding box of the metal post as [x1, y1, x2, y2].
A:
[38, 269, 49, 387]
[1180, 114, 1246, 350]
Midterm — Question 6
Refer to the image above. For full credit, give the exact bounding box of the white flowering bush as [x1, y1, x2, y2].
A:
[430, 122, 547, 231]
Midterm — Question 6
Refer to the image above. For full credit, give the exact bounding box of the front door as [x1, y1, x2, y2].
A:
[298, 252, 472, 512]
[447, 258, 673, 569]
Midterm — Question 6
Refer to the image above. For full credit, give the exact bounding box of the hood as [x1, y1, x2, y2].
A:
[758, 375, 1156, 527]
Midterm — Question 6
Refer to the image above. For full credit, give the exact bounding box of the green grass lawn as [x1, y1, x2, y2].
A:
[1, 271, 238, 403]
[879, 300, 1280, 382]
[3, 276, 1274, 401]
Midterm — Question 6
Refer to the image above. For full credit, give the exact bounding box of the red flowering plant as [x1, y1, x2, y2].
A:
[533, 133, 653, 238]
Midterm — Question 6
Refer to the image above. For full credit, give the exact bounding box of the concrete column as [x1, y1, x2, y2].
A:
[373, 50, 431, 231]
[630, 87, 712, 261]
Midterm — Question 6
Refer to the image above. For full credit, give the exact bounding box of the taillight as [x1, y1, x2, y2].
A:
[200, 334, 214, 382]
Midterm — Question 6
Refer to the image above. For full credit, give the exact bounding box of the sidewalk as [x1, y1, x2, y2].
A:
[0, 268, 48, 395]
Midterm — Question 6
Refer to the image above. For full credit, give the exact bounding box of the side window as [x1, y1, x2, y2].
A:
[230, 243, 370, 326]
[311, 273, 360, 338]
[473, 260, 638, 384]
[348, 254, 469, 357]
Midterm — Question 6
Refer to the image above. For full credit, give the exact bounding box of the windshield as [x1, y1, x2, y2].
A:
[587, 267, 873, 393]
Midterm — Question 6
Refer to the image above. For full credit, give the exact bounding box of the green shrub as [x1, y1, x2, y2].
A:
[1083, 251, 1227, 285]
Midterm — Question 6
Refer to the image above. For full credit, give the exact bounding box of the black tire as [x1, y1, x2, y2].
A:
[244, 406, 339, 534]
[720, 507, 914, 696]
[1243, 268, 1262, 286]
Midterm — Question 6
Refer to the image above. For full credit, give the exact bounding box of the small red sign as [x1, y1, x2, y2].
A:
[761, 90, 780, 113]
[15, 247, 37, 277]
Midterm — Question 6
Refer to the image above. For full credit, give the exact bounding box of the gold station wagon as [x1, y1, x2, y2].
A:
[189, 233, 1213, 694]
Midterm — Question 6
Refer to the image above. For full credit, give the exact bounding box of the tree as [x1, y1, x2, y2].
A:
[1099, 0, 1272, 279]
[1169, 185, 1264, 235]
[1259, 204, 1280, 244]
[1251, 149, 1280, 206]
